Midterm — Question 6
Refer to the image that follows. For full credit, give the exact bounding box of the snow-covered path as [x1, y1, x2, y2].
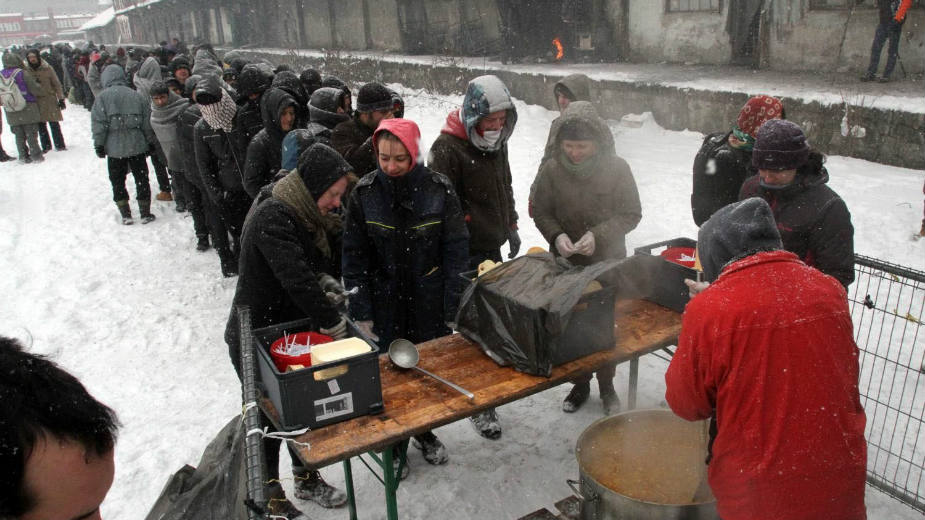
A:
[0, 87, 922, 519]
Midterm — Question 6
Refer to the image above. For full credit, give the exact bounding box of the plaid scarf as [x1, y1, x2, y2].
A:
[200, 89, 237, 133]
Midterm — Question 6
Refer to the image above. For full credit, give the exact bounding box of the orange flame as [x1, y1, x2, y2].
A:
[552, 37, 564, 61]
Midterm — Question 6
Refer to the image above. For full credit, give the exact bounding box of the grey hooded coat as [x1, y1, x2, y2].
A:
[91, 64, 156, 159]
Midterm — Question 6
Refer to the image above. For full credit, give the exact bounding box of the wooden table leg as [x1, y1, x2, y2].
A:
[628, 355, 639, 409]
[343, 458, 357, 520]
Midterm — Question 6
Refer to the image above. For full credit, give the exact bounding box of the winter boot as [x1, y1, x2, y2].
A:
[116, 200, 133, 225]
[138, 200, 156, 224]
[266, 483, 309, 520]
[562, 381, 591, 413]
[0, 144, 12, 162]
[599, 381, 621, 416]
[155, 190, 173, 201]
[469, 408, 502, 440]
[411, 431, 448, 465]
[217, 247, 238, 277]
[196, 234, 211, 252]
[292, 469, 347, 508]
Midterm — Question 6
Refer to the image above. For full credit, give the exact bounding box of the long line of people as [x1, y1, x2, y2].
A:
[5, 39, 863, 519]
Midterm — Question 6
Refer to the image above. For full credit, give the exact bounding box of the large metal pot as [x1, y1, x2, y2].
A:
[568, 409, 719, 520]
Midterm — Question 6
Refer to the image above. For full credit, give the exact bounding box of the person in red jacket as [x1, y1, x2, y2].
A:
[665, 197, 867, 520]
[861, 0, 913, 83]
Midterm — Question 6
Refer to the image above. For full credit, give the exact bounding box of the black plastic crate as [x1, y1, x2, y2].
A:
[633, 237, 699, 312]
[254, 318, 384, 431]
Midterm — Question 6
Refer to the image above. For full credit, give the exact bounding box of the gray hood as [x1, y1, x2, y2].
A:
[697, 197, 782, 282]
[101, 64, 128, 89]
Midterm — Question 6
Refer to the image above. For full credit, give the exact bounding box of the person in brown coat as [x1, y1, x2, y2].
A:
[25, 49, 66, 152]
[532, 100, 641, 415]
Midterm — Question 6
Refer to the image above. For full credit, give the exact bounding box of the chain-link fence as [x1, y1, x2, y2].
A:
[849, 255, 925, 513]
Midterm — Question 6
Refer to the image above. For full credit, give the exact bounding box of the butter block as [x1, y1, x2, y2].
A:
[310, 337, 371, 366]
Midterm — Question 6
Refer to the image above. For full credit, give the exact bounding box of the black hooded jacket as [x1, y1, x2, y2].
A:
[738, 154, 855, 287]
[331, 116, 377, 177]
[243, 88, 298, 198]
[224, 145, 352, 376]
[176, 103, 203, 186]
[235, 63, 273, 145]
[307, 86, 350, 138]
[193, 75, 249, 204]
[271, 70, 309, 127]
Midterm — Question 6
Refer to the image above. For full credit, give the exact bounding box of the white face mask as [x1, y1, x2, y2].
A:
[481, 129, 502, 146]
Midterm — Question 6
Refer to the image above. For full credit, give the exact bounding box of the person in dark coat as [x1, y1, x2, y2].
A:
[342, 118, 469, 469]
[691, 95, 784, 226]
[331, 82, 394, 177]
[235, 63, 274, 145]
[666, 197, 866, 520]
[225, 143, 353, 517]
[302, 86, 348, 140]
[243, 88, 298, 198]
[426, 74, 521, 440]
[321, 75, 351, 113]
[300, 68, 322, 97]
[861, 0, 912, 82]
[739, 119, 855, 288]
[193, 75, 250, 274]
[91, 64, 158, 224]
[270, 70, 309, 127]
[532, 101, 641, 415]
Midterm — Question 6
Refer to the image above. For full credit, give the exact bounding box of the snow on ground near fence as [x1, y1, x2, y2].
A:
[255, 47, 925, 115]
[0, 87, 923, 519]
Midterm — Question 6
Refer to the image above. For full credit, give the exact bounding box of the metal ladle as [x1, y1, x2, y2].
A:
[388, 339, 475, 402]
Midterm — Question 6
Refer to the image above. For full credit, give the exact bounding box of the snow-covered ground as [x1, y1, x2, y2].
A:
[1, 86, 923, 520]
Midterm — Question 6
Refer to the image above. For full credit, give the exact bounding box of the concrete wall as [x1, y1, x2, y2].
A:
[332, 0, 367, 50]
[302, 0, 331, 49]
[248, 49, 924, 170]
[626, 1, 730, 65]
[367, 0, 402, 51]
[767, 1, 925, 74]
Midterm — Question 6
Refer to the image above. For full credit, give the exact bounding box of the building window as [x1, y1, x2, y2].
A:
[666, 0, 721, 12]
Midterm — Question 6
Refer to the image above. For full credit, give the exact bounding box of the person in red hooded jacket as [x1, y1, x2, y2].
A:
[665, 197, 867, 520]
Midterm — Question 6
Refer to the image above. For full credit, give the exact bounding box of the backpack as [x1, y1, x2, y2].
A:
[0, 69, 27, 112]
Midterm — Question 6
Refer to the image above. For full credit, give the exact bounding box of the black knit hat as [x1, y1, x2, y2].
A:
[298, 143, 354, 200]
[751, 119, 810, 171]
[697, 197, 782, 282]
[356, 82, 393, 113]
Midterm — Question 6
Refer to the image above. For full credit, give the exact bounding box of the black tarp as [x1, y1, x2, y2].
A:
[455, 252, 660, 376]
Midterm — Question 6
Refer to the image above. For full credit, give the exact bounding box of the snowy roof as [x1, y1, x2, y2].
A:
[80, 7, 114, 31]
[114, 0, 164, 15]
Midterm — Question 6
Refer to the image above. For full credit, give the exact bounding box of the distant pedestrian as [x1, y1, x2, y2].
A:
[861, 0, 912, 83]
[1, 52, 44, 164]
[25, 48, 67, 152]
[91, 65, 158, 225]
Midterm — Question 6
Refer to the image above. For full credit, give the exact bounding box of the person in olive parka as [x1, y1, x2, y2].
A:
[532, 100, 641, 416]
[243, 87, 299, 198]
[342, 118, 469, 470]
[225, 143, 354, 517]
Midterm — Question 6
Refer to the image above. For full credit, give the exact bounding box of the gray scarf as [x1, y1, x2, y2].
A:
[271, 170, 342, 259]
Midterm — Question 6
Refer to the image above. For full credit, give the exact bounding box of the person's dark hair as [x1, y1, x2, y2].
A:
[149, 80, 169, 97]
[0, 336, 119, 517]
[375, 129, 401, 146]
[274, 64, 292, 74]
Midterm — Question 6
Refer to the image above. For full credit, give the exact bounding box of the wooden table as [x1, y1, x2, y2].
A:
[261, 299, 681, 519]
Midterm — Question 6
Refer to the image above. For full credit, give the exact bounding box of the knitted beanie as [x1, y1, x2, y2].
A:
[751, 119, 810, 171]
[356, 82, 393, 113]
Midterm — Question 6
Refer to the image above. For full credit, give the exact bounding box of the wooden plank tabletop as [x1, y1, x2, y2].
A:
[263, 299, 681, 468]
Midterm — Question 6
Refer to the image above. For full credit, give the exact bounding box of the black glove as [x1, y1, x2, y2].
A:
[95, 146, 106, 159]
[147, 143, 157, 157]
[890, 18, 902, 30]
[507, 227, 522, 259]
[58, 99, 66, 110]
